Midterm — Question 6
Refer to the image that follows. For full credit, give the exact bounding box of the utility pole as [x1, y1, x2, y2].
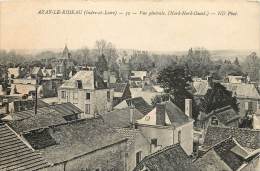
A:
[34, 77, 38, 115]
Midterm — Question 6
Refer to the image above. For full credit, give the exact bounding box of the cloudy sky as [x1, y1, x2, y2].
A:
[0, 0, 260, 52]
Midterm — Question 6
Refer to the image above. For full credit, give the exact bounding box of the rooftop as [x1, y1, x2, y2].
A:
[23, 119, 127, 164]
[0, 122, 50, 171]
[133, 144, 197, 171]
[203, 126, 260, 150]
[101, 107, 144, 128]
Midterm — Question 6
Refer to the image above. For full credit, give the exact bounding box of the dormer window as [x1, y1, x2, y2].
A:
[211, 116, 218, 125]
[77, 80, 82, 89]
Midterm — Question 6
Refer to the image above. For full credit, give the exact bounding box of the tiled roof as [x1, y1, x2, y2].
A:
[203, 126, 260, 150]
[196, 137, 258, 171]
[0, 122, 50, 171]
[110, 83, 128, 93]
[101, 107, 144, 128]
[31, 67, 41, 75]
[29, 119, 127, 164]
[9, 109, 67, 133]
[125, 97, 153, 115]
[10, 102, 81, 121]
[134, 144, 197, 171]
[115, 128, 148, 151]
[193, 80, 260, 99]
[201, 105, 240, 125]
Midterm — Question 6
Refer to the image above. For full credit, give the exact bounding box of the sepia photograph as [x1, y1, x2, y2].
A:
[0, 0, 260, 170]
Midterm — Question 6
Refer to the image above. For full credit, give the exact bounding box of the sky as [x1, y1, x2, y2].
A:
[0, 0, 260, 53]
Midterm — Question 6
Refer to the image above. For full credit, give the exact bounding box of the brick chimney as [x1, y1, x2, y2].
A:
[185, 99, 192, 118]
[156, 103, 166, 126]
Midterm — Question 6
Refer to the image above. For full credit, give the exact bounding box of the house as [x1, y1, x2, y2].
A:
[101, 107, 144, 128]
[131, 71, 148, 81]
[52, 45, 75, 80]
[31, 66, 44, 79]
[58, 70, 113, 117]
[202, 126, 260, 152]
[7, 67, 23, 79]
[114, 97, 153, 115]
[20, 119, 128, 171]
[110, 82, 132, 106]
[0, 122, 50, 171]
[130, 87, 163, 105]
[197, 105, 240, 129]
[136, 100, 194, 155]
[195, 137, 260, 171]
[133, 144, 198, 171]
[115, 128, 150, 171]
[193, 77, 260, 117]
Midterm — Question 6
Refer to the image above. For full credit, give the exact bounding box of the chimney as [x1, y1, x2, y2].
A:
[130, 104, 134, 128]
[156, 103, 166, 126]
[185, 99, 192, 118]
[206, 76, 213, 88]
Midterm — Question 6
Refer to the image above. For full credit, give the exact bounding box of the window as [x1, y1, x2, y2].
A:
[151, 138, 157, 147]
[136, 151, 142, 165]
[86, 93, 90, 100]
[178, 130, 181, 143]
[107, 91, 110, 102]
[85, 104, 90, 114]
[211, 116, 218, 126]
[77, 80, 83, 89]
[61, 91, 66, 99]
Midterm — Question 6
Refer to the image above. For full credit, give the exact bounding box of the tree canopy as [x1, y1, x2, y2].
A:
[200, 82, 239, 113]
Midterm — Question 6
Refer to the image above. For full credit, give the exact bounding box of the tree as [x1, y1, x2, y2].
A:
[200, 82, 239, 113]
[234, 57, 240, 66]
[95, 54, 108, 74]
[157, 65, 199, 120]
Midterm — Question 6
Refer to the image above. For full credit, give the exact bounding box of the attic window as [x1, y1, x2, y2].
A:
[151, 138, 157, 147]
[77, 80, 83, 89]
[211, 116, 218, 126]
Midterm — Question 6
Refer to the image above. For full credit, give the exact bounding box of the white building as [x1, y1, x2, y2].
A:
[58, 70, 113, 117]
[136, 99, 194, 155]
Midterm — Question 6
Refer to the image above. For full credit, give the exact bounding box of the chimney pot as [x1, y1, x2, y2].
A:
[185, 99, 192, 118]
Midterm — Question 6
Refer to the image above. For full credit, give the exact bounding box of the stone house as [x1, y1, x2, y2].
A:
[58, 70, 113, 117]
[20, 119, 128, 171]
[136, 100, 194, 156]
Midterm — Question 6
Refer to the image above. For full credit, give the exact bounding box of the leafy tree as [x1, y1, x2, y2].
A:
[157, 65, 199, 120]
[200, 82, 239, 113]
[95, 54, 108, 74]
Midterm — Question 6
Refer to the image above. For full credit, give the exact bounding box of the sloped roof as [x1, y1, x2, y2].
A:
[53, 102, 82, 116]
[31, 119, 127, 164]
[11, 84, 36, 95]
[110, 83, 128, 93]
[115, 127, 148, 152]
[137, 101, 191, 127]
[31, 67, 41, 75]
[101, 107, 144, 128]
[59, 70, 106, 90]
[196, 137, 259, 171]
[222, 83, 260, 99]
[201, 105, 240, 125]
[0, 122, 50, 171]
[193, 80, 260, 99]
[203, 126, 260, 150]
[134, 144, 198, 171]
[9, 109, 67, 133]
[125, 97, 153, 115]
